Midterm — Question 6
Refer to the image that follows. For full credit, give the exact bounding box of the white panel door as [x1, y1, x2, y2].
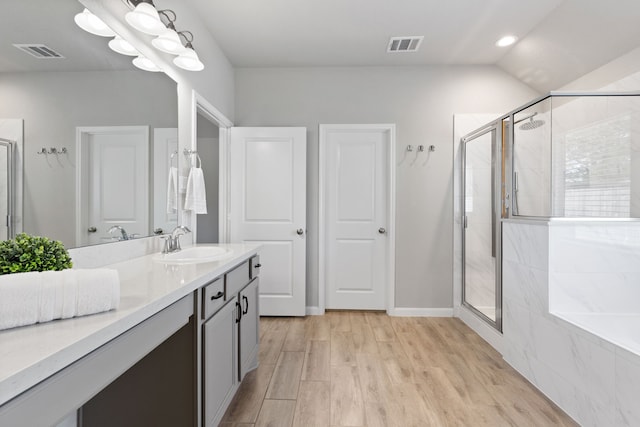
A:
[323, 126, 391, 310]
[229, 127, 306, 316]
[77, 126, 148, 246]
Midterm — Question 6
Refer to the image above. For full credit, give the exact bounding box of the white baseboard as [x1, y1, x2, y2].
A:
[458, 306, 504, 353]
[387, 307, 454, 317]
[305, 306, 324, 316]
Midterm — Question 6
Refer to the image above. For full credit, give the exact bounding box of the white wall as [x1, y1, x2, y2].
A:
[235, 66, 539, 309]
[0, 70, 176, 247]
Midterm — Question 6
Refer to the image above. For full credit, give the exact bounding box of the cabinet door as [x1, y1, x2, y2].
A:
[239, 278, 260, 381]
[203, 300, 238, 427]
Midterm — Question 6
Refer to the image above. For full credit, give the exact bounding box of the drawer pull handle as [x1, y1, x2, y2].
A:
[235, 301, 242, 323]
[210, 291, 224, 301]
[254, 263, 262, 268]
[242, 295, 249, 315]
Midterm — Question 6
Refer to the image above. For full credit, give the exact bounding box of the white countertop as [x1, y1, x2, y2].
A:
[0, 243, 259, 406]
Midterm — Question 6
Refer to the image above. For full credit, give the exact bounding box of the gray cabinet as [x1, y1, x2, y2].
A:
[202, 256, 260, 427]
[203, 299, 238, 427]
[239, 278, 259, 381]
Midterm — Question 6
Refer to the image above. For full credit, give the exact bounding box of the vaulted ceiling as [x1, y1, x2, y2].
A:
[191, 0, 640, 92]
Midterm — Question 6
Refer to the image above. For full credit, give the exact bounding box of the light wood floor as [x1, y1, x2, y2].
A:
[220, 312, 577, 427]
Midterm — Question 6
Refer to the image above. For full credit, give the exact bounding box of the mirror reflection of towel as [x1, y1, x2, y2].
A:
[167, 166, 178, 213]
[184, 167, 207, 214]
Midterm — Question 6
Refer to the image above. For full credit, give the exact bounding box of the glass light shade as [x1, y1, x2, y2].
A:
[173, 48, 204, 71]
[74, 8, 116, 37]
[125, 3, 166, 36]
[108, 35, 139, 56]
[152, 29, 186, 55]
[132, 55, 162, 72]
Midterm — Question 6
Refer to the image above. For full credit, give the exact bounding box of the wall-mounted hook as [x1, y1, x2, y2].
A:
[48, 148, 57, 155]
[37, 147, 47, 155]
[429, 145, 436, 152]
[406, 145, 414, 152]
[58, 147, 68, 154]
[418, 145, 425, 152]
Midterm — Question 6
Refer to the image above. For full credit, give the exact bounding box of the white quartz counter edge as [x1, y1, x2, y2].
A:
[0, 243, 260, 406]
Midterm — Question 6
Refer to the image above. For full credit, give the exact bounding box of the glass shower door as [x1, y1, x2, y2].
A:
[462, 125, 502, 330]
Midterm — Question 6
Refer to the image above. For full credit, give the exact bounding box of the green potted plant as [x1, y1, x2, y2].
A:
[0, 233, 73, 275]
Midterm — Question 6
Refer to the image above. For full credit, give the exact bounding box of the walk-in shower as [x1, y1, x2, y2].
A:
[0, 138, 16, 240]
[460, 91, 640, 331]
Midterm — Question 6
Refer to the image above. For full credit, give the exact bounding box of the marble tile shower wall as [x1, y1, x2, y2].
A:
[502, 220, 640, 426]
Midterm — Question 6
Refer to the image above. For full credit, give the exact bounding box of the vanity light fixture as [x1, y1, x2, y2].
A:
[74, 8, 116, 37]
[124, 0, 205, 71]
[132, 54, 162, 72]
[108, 35, 139, 56]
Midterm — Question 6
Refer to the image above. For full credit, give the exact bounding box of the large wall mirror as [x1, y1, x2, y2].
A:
[0, 0, 178, 249]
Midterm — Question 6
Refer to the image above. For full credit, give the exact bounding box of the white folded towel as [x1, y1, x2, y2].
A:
[167, 166, 178, 213]
[184, 167, 207, 214]
[0, 269, 120, 331]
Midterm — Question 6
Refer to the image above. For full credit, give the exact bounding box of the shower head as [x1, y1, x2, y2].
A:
[519, 116, 545, 131]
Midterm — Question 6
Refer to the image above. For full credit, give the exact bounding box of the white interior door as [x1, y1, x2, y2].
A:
[229, 127, 306, 316]
[321, 125, 394, 310]
[153, 128, 178, 235]
[76, 126, 148, 246]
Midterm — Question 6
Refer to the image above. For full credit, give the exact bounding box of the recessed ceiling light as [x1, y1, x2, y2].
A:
[496, 35, 518, 47]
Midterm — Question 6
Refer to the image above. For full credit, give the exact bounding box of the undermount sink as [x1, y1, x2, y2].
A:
[153, 246, 233, 264]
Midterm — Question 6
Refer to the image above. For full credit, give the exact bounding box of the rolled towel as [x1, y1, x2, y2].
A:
[0, 269, 120, 331]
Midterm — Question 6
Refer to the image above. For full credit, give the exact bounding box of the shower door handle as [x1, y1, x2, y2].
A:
[87, 226, 97, 233]
[378, 228, 386, 234]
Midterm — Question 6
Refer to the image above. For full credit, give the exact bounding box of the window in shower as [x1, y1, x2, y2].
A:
[553, 101, 633, 217]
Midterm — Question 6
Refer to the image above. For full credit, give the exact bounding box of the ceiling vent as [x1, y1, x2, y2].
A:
[13, 44, 64, 59]
[387, 36, 424, 53]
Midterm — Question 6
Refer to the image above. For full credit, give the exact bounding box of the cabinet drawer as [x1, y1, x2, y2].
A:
[249, 255, 261, 279]
[202, 277, 225, 320]
[225, 261, 250, 297]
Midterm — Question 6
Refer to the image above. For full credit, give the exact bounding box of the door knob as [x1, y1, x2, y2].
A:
[87, 226, 97, 233]
[378, 227, 386, 234]
[296, 228, 304, 235]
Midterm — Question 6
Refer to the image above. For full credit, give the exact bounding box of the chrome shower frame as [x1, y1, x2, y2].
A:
[0, 138, 16, 239]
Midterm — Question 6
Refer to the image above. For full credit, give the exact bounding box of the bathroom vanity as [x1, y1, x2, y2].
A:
[0, 243, 260, 427]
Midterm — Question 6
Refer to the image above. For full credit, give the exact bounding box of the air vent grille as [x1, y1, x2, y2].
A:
[387, 36, 424, 53]
[13, 44, 65, 59]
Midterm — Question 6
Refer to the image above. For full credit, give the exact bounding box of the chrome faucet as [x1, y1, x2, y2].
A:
[107, 225, 129, 241]
[162, 225, 192, 254]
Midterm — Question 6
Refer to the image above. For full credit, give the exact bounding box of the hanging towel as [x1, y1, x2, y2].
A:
[0, 269, 120, 331]
[184, 167, 207, 214]
[167, 166, 178, 213]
